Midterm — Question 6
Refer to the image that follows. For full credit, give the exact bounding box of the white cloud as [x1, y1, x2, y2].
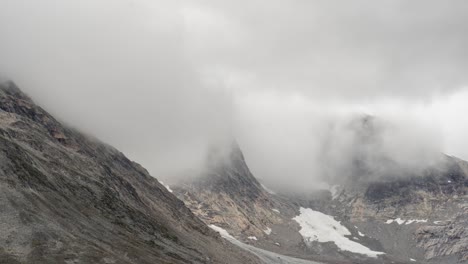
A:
[0, 0, 467, 187]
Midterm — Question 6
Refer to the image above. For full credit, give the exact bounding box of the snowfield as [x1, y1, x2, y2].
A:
[293, 207, 385, 258]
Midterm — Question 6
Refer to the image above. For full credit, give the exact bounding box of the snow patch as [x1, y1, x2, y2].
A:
[358, 231, 365, 237]
[272, 209, 280, 213]
[293, 207, 384, 258]
[410, 258, 416, 262]
[395, 218, 405, 225]
[386, 218, 427, 225]
[264, 227, 272, 235]
[158, 181, 173, 193]
[210, 225, 316, 263]
[261, 184, 276, 194]
[209, 225, 234, 239]
[329, 185, 341, 200]
[248, 236, 258, 241]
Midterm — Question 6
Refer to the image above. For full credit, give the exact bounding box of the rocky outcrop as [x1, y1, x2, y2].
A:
[0, 81, 261, 264]
[171, 143, 285, 238]
[415, 204, 468, 262]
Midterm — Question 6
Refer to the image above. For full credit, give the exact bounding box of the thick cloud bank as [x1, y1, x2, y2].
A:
[0, 0, 467, 189]
[235, 93, 444, 189]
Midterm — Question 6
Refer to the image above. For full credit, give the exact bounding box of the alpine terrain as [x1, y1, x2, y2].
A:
[0, 81, 466, 264]
[0, 81, 262, 264]
[169, 121, 468, 264]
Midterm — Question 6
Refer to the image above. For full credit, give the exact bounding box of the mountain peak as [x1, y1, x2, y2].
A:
[0, 80, 32, 101]
[0, 82, 75, 147]
[0, 82, 261, 264]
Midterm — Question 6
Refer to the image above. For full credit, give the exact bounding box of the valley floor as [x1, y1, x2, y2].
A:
[211, 225, 322, 264]
[232, 240, 322, 264]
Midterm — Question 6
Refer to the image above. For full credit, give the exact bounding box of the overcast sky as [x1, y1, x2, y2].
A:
[1, 0, 468, 188]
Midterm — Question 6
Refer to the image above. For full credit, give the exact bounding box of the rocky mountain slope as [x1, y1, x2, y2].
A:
[316, 156, 468, 263]
[170, 143, 285, 238]
[170, 137, 467, 264]
[0, 81, 262, 264]
[294, 118, 468, 264]
[170, 144, 400, 264]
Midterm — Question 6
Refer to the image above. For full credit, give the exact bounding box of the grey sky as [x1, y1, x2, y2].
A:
[1, 0, 468, 188]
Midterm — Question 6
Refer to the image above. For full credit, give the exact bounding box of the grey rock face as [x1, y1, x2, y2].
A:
[171, 143, 284, 238]
[0, 81, 261, 264]
[415, 205, 468, 261]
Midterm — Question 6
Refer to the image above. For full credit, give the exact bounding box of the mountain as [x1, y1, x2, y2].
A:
[311, 155, 468, 263]
[170, 143, 284, 237]
[170, 143, 393, 264]
[0, 81, 262, 264]
[3, 79, 464, 264]
[296, 117, 468, 263]
[170, 131, 468, 264]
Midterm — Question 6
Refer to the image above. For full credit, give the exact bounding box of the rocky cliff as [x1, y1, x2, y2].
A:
[170, 143, 285, 238]
[0, 81, 261, 264]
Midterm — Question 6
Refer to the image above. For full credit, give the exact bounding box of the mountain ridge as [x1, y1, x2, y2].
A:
[0, 81, 262, 264]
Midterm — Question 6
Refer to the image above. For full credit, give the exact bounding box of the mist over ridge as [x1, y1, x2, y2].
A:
[1, 0, 468, 191]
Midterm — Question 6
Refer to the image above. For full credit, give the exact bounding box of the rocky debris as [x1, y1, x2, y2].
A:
[415, 204, 468, 261]
[0, 81, 262, 264]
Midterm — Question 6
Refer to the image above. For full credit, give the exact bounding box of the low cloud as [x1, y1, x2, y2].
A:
[235, 92, 445, 190]
[0, 0, 467, 189]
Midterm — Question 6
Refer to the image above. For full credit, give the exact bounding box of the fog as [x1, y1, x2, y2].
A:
[1, 0, 468, 190]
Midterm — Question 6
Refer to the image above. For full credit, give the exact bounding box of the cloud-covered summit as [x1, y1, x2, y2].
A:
[0, 0, 467, 189]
